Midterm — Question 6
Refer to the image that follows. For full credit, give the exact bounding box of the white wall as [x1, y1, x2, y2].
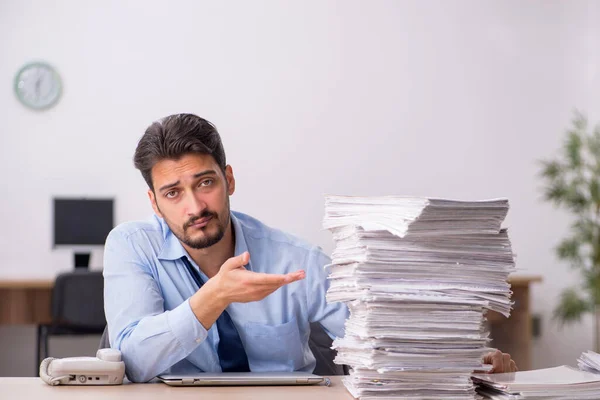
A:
[0, 0, 598, 372]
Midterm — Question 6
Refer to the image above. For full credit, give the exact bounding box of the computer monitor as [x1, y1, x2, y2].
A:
[53, 198, 114, 269]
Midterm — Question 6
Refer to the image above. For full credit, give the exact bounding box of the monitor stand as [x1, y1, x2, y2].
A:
[74, 252, 91, 269]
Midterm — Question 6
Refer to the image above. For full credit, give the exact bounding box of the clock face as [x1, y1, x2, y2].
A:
[14, 62, 62, 110]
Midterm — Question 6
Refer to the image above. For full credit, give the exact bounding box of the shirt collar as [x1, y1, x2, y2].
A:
[157, 212, 249, 266]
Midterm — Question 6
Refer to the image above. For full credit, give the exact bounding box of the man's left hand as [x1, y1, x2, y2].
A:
[483, 350, 518, 373]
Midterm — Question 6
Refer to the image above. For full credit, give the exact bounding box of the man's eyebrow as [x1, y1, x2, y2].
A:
[193, 170, 217, 179]
[158, 170, 218, 193]
[158, 180, 180, 193]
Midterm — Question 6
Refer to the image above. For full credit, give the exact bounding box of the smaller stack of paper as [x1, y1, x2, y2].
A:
[578, 350, 600, 373]
[472, 365, 600, 399]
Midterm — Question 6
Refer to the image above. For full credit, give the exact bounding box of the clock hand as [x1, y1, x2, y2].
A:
[35, 77, 41, 100]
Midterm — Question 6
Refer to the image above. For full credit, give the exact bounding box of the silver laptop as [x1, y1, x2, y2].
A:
[158, 371, 324, 386]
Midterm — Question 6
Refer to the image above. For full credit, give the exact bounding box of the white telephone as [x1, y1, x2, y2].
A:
[39, 348, 126, 386]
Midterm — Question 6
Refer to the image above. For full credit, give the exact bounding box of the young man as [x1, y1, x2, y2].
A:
[103, 113, 517, 382]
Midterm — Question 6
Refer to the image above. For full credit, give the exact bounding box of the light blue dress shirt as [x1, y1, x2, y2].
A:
[103, 211, 348, 382]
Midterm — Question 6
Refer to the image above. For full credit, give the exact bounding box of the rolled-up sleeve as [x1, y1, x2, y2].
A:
[103, 228, 207, 382]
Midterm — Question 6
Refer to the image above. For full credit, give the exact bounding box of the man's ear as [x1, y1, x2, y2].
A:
[148, 189, 163, 218]
[225, 165, 235, 196]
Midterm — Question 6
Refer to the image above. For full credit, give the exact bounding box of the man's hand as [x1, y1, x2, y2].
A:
[189, 252, 305, 329]
[483, 350, 518, 373]
[212, 251, 306, 305]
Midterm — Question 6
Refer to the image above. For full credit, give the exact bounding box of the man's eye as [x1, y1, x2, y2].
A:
[200, 179, 213, 187]
[165, 190, 178, 199]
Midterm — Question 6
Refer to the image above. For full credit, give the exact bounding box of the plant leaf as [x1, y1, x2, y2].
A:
[587, 125, 600, 162]
[539, 160, 563, 181]
[563, 184, 589, 213]
[573, 110, 588, 131]
[582, 270, 600, 305]
[555, 236, 583, 265]
[543, 180, 568, 205]
[565, 129, 583, 168]
[553, 287, 592, 325]
[590, 179, 600, 206]
[573, 219, 596, 243]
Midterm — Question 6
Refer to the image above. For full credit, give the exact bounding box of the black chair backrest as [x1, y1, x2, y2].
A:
[308, 322, 345, 375]
[52, 270, 106, 329]
[99, 322, 345, 375]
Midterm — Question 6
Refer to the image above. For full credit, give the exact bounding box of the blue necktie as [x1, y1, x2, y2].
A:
[181, 257, 250, 372]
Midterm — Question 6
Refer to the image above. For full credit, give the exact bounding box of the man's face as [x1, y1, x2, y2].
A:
[148, 153, 235, 250]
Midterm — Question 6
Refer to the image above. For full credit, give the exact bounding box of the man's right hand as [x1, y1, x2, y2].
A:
[189, 251, 305, 330]
[212, 252, 305, 304]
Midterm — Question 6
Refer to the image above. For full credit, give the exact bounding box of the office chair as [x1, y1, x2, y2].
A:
[37, 270, 106, 375]
[308, 322, 347, 375]
[99, 322, 347, 375]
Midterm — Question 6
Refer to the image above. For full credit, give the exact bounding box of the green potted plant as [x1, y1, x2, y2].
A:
[540, 111, 600, 352]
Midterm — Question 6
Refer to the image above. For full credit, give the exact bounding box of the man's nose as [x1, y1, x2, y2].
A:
[185, 192, 206, 216]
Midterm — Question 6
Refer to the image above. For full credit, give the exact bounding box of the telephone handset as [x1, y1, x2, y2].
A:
[39, 348, 126, 385]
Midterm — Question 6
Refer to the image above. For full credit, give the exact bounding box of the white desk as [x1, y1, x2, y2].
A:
[0, 377, 353, 399]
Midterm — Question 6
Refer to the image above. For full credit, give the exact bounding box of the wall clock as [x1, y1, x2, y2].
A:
[14, 62, 62, 110]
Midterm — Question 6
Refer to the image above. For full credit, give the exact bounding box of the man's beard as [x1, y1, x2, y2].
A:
[158, 196, 231, 250]
[178, 209, 229, 249]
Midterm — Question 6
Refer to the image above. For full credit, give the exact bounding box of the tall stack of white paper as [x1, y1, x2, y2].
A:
[323, 196, 516, 400]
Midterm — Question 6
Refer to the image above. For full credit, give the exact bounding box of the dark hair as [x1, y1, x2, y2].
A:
[134, 113, 227, 190]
